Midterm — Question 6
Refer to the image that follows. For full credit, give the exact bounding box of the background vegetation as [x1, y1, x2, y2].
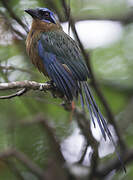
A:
[0, 0, 133, 179]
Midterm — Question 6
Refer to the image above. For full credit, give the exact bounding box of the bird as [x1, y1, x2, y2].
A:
[25, 7, 125, 170]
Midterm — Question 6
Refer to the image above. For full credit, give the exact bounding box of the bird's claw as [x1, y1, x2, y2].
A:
[46, 80, 56, 88]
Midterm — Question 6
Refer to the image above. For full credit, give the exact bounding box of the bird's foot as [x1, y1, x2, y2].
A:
[61, 100, 75, 111]
[46, 80, 58, 98]
[46, 80, 64, 98]
[46, 80, 55, 87]
[39, 80, 56, 91]
[61, 101, 75, 122]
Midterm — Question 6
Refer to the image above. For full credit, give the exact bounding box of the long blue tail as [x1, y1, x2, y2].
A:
[79, 81, 126, 172]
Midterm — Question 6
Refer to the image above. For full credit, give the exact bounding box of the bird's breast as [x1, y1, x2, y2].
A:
[26, 30, 48, 76]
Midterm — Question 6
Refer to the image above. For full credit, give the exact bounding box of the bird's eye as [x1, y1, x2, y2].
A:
[39, 10, 44, 16]
[39, 10, 49, 18]
[44, 12, 49, 17]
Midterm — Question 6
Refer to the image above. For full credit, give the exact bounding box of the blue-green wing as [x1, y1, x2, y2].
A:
[39, 30, 89, 81]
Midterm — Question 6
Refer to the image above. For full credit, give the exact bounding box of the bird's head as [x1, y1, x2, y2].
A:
[25, 8, 62, 31]
[25, 8, 57, 24]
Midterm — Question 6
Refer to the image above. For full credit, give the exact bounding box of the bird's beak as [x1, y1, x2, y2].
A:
[25, 9, 38, 19]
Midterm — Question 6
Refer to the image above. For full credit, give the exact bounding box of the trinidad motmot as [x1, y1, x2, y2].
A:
[25, 8, 125, 170]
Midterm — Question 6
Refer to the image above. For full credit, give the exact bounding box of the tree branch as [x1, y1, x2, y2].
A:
[0, 65, 34, 74]
[0, 149, 45, 179]
[96, 149, 133, 178]
[0, 88, 27, 99]
[36, 114, 65, 163]
[0, 80, 52, 91]
[61, 11, 133, 25]
[19, 114, 65, 164]
[78, 142, 89, 164]
[1, 0, 28, 33]
[5, 159, 25, 180]
[18, 115, 73, 180]
[0, 10, 26, 39]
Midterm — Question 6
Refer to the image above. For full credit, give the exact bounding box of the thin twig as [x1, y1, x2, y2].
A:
[0, 10, 26, 39]
[37, 115, 65, 163]
[1, 0, 28, 33]
[60, 11, 133, 25]
[78, 142, 89, 164]
[5, 159, 25, 180]
[0, 88, 27, 99]
[0, 68, 9, 82]
[0, 65, 34, 74]
[17, 114, 65, 163]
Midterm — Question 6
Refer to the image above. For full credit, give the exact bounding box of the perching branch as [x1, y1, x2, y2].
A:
[0, 81, 63, 100]
[0, 80, 52, 91]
